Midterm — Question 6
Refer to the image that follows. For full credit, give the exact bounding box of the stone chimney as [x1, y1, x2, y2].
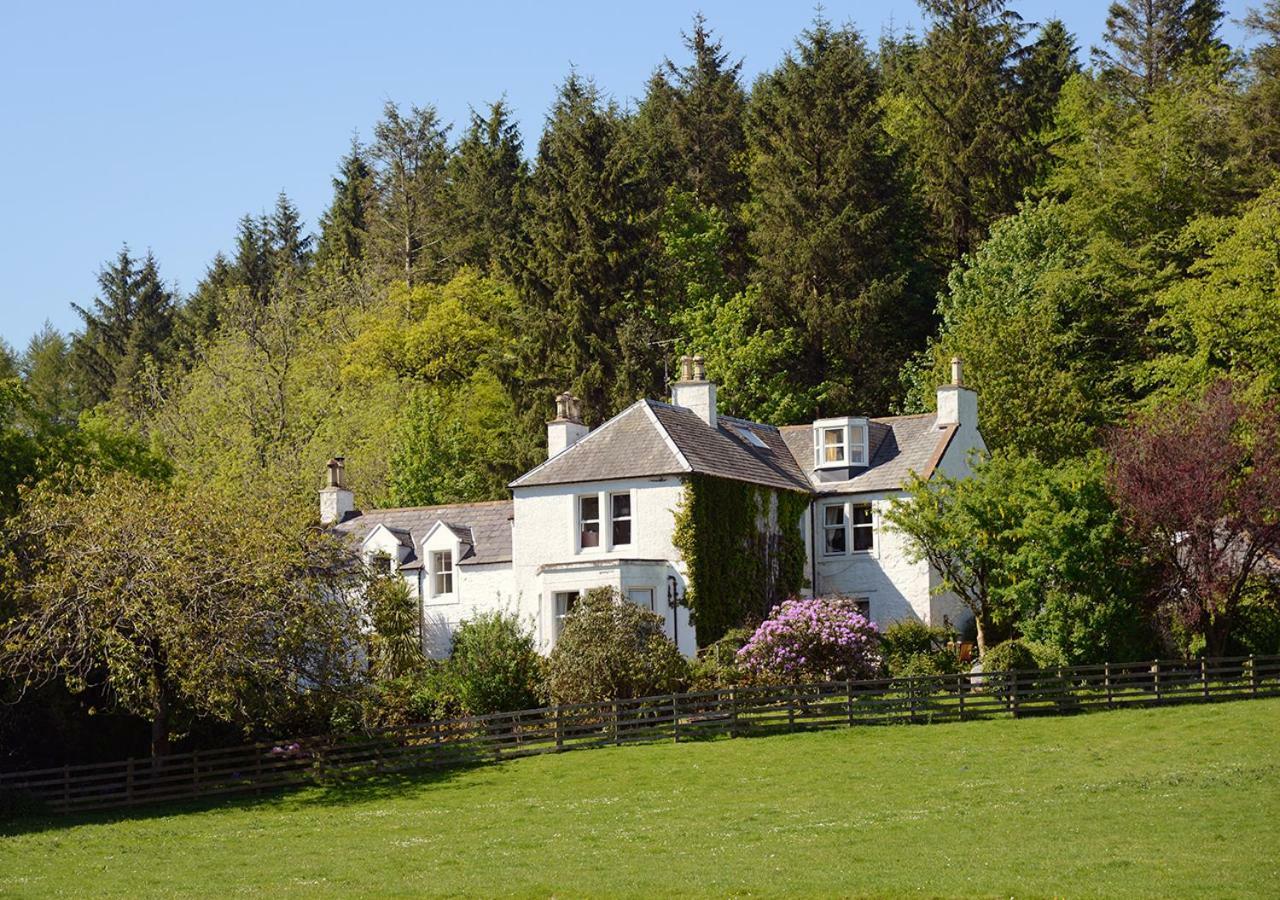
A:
[547, 392, 589, 459]
[936, 356, 978, 429]
[319, 457, 355, 525]
[671, 354, 717, 428]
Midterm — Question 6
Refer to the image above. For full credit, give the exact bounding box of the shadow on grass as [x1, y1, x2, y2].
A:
[0, 758, 499, 838]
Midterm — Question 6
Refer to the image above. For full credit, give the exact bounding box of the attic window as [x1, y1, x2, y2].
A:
[731, 424, 769, 449]
[812, 418, 869, 470]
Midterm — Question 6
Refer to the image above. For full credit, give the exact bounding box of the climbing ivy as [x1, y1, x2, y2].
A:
[672, 475, 809, 646]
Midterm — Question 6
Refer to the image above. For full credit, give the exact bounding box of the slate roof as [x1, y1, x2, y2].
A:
[332, 499, 514, 567]
[778, 413, 958, 493]
[511, 399, 811, 492]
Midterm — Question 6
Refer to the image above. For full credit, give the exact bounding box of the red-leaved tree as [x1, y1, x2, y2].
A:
[1107, 382, 1280, 656]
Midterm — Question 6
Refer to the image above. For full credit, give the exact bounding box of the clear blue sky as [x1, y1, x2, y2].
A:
[0, 1, 1254, 352]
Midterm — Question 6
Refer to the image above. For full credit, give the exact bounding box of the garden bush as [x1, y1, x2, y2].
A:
[543, 588, 689, 704]
[981, 639, 1039, 673]
[690, 626, 753, 689]
[737, 597, 881, 684]
[881, 620, 960, 677]
[448, 611, 541, 715]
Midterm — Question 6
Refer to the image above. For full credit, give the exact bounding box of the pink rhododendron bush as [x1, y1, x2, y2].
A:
[737, 597, 881, 683]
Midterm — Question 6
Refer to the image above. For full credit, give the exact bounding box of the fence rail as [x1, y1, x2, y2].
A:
[4, 654, 1278, 816]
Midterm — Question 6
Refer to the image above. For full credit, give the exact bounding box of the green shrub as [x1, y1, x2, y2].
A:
[691, 626, 753, 689]
[448, 611, 541, 715]
[882, 620, 959, 676]
[982, 639, 1039, 673]
[543, 588, 689, 704]
[894, 650, 961, 678]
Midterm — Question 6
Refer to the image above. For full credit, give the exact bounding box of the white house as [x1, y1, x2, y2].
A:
[323, 355, 985, 657]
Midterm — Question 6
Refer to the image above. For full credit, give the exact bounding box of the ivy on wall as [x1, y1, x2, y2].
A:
[672, 475, 809, 646]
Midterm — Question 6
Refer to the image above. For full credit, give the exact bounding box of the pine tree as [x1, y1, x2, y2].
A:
[746, 17, 931, 416]
[368, 100, 452, 287]
[897, 0, 1033, 260]
[447, 100, 528, 274]
[1243, 1, 1280, 166]
[1092, 0, 1226, 101]
[316, 138, 373, 270]
[70, 246, 174, 410]
[232, 213, 272, 305]
[1019, 19, 1081, 134]
[20, 322, 80, 425]
[518, 74, 662, 425]
[267, 191, 312, 277]
[638, 15, 748, 215]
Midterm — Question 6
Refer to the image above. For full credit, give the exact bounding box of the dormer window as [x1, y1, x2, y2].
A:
[812, 417, 869, 470]
[431, 550, 453, 596]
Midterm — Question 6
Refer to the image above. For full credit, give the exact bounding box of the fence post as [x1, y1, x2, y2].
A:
[191, 749, 200, 798]
[555, 705, 564, 751]
[1153, 661, 1162, 703]
[254, 745, 264, 792]
[787, 689, 796, 732]
[1105, 662, 1113, 708]
[1010, 671, 1020, 719]
[1249, 655, 1258, 697]
[62, 764, 70, 809]
[908, 677, 918, 723]
[957, 674, 966, 721]
[611, 702, 619, 746]
[672, 694, 680, 743]
[730, 688, 739, 738]
[126, 757, 135, 803]
[846, 679, 855, 727]
[1201, 658, 1210, 701]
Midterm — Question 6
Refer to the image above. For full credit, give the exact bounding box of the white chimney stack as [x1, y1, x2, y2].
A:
[319, 457, 355, 525]
[936, 356, 978, 429]
[671, 354, 717, 428]
[547, 392, 589, 459]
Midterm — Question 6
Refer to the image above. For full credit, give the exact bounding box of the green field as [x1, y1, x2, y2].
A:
[2, 700, 1278, 897]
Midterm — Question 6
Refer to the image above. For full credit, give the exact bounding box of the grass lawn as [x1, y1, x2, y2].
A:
[2, 700, 1278, 898]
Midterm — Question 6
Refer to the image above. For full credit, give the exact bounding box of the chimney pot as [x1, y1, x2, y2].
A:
[320, 457, 354, 524]
[951, 356, 964, 387]
[692, 355, 706, 381]
[679, 355, 694, 382]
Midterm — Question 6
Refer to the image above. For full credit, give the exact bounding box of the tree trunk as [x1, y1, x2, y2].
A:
[150, 667, 171, 758]
[975, 611, 992, 659]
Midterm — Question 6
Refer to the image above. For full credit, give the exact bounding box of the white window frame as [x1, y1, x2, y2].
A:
[819, 500, 876, 556]
[577, 494, 601, 552]
[627, 586, 655, 611]
[553, 589, 581, 640]
[812, 418, 869, 470]
[431, 550, 453, 596]
[609, 491, 633, 548]
[821, 503, 849, 557]
[851, 502, 875, 553]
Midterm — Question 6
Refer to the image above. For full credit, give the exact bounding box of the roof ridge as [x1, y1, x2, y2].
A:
[358, 498, 513, 515]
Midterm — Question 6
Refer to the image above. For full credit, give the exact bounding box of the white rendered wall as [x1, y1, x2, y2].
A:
[810, 489, 935, 628]
[511, 476, 696, 656]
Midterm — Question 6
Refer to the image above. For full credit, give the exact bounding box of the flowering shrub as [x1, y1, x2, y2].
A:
[737, 597, 881, 683]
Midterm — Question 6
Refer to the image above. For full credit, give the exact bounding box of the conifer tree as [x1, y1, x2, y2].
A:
[70, 246, 174, 409]
[895, 0, 1033, 260]
[1092, 0, 1226, 101]
[267, 191, 313, 277]
[1243, 1, 1280, 166]
[1018, 19, 1080, 135]
[447, 100, 528, 275]
[638, 15, 748, 216]
[20, 323, 79, 425]
[518, 74, 662, 425]
[368, 100, 452, 287]
[746, 17, 931, 416]
[316, 138, 373, 270]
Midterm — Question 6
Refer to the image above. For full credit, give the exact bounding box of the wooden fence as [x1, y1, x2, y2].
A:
[4, 654, 1278, 816]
